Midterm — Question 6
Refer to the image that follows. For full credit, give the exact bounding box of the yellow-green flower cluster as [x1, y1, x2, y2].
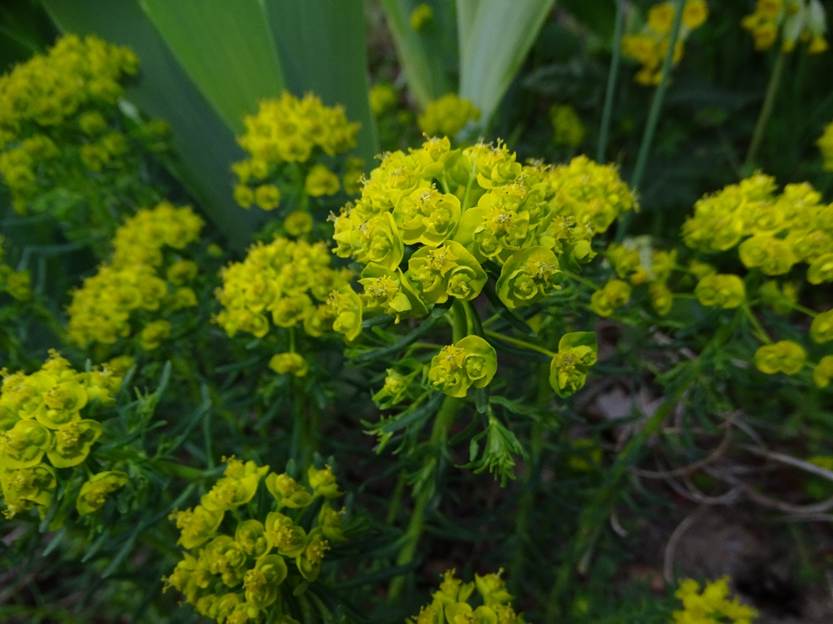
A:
[683, 174, 833, 281]
[333, 137, 636, 321]
[0, 352, 123, 518]
[418, 94, 481, 136]
[673, 577, 757, 624]
[233, 92, 359, 211]
[67, 201, 203, 350]
[369, 83, 398, 117]
[742, 0, 828, 53]
[549, 104, 585, 148]
[166, 460, 345, 624]
[754, 340, 806, 375]
[0, 237, 31, 303]
[410, 3, 434, 31]
[408, 569, 524, 624]
[590, 279, 632, 317]
[215, 236, 360, 341]
[428, 335, 498, 398]
[622, 0, 708, 85]
[606, 238, 677, 315]
[0, 35, 168, 222]
[549, 332, 597, 397]
[818, 120, 833, 171]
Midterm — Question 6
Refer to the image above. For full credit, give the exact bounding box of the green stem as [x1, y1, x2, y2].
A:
[630, 0, 686, 192]
[485, 330, 556, 358]
[742, 304, 772, 344]
[388, 301, 468, 600]
[745, 50, 786, 170]
[597, 0, 625, 163]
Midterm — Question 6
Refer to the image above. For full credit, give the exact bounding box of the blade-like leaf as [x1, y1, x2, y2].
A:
[41, 0, 260, 248]
[459, 0, 554, 125]
[139, 0, 285, 133]
[265, 0, 378, 161]
[380, 0, 452, 109]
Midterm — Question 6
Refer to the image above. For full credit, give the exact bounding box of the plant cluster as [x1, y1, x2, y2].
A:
[2, 2, 833, 621]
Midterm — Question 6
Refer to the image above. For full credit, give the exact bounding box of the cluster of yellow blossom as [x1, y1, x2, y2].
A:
[369, 83, 398, 117]
[742, 0, 828, 53]
[679, 174, 833, 387]
[0, 35, 168, 223]
[818, 120, 833, 171]
[0, 238, 31, 303]
[682, 174, 833, 282]
[410, 3, 434, 31]
[418, 94, 481, 136]
[673, 577, 757, 624]
[428, 335, 497, 398]
[232, 92, 360, 211]
[67, 202, 203, 350]
[333, 137, 636, 327]
[549, 332, 598, 397]
[604, 237, 677, 316]
[0, 352, 125, 518]
[622, 0, 709, 85]
[215, 236, 360, 342]
[549, 104, 586, 148]
[409, 569, 523, 623]
[166, 459, 345, 624]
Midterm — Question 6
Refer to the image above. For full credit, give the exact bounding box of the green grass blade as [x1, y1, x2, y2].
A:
[459, 0, 554, 125]
[41, 0, 259, 248]
[139, 0, 285, 133]
[265, 0, 378, 161]
[380, 0, 452, 108]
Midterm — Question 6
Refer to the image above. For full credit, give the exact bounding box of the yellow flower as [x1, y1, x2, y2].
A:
[269, 352, 308, 377]
[418, 94, 480, 136]
[254, 184, 281, 211]
[754, 340, 806, 375]
[235, 91, 358, 166]
[139, 319, 172, 351]
[673, 577, 757, 624]
[549, 104, 585, 147]
[304, 164, 340, 197]
[369, 83, 397, 116]
[410, 3, 433, 31]
[283, 210, 313, 237]
[76, 470, 128, 515]
[165, 459, 346, 619]
[813, 355, 833, 388]
[408, 568, 523, 623]
[695, 274, 745, 309]
[428, 335, 498, 398]
[590, 279, 632, 317]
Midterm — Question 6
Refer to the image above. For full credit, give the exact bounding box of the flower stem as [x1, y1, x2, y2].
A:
[387, 301, 467, 600]
[597, 0, 625, 163]
[485, 329, 556, 358]
[630, 0, 686, 192]
[745, 49, 786, 170]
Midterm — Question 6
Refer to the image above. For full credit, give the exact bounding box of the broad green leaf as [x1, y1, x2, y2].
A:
[41, 0, 260, 249]
[459, 0, 555, 125]
[380, 0, 452, 108]
[265, 0, 378, 161]
[139, 0, 284, 133]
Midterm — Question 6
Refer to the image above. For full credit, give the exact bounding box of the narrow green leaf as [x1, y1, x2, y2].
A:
[139, 0, 284, 133]
[380, 0, 452, 108]
[265, 0, 378, 161]
[459, 0, 554, 125]
[41, 0, 260, 249]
